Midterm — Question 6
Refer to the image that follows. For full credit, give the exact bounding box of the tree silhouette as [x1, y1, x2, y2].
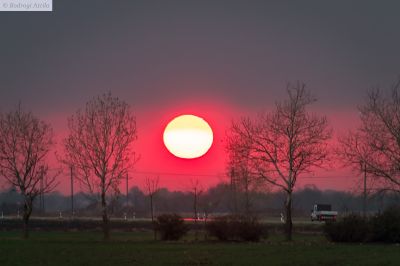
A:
[63, 93, 138, 240]
[340, 78, 400, 193]
[0, 106, 57, 238]
[144, 176, 159, 240]
[145, 176, 160, 223]
[227, 83, 331, 240]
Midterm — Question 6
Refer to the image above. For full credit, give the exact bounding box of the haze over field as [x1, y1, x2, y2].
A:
[1, 0, 400, 193]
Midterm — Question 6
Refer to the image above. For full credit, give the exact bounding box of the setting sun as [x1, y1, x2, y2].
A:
[163, 114, 214, 159]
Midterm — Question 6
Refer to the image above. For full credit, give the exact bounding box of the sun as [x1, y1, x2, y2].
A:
[163, 114, 214, 159]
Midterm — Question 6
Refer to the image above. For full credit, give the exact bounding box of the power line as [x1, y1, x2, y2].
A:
[130, 170, 225, 178]
[54, 167, 356, 180]
[130, 170, 355, 179]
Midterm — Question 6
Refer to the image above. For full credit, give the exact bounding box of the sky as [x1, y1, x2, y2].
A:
[1, 0, 400, 193]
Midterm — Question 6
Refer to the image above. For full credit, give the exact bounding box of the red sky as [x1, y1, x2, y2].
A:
[42, 101, 363, 195]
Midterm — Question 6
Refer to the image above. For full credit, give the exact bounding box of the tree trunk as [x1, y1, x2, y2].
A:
[194, 192, 198, 220]
[150, 196, 154, 223]
[101, 191, 110, 240]
[22, 200, 32, 239]
[244, 178, 250, 215]
[285, 191, 293, 241]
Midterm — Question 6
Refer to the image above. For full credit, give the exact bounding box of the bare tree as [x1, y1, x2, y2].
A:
[199, 192, 220, 221]
[144, 176, 160, 222]
[144, 176, 159, 240]
[339, 78, 400, 194]
[226, 83, 331, 240]
[188, 178, 204, 220]
[0, 106, 57, 238]
[63, 93, 138, 240]
[338, 132, 375, 217]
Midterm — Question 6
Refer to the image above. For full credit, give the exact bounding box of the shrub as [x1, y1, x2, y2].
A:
[206, 216, 230, 241]
[324, 214, 370, 242]
[206, 215, 265, 242]
[370, 206, 400, 243]
[238, 216, 265, 241]
[154, 214, 189, 241]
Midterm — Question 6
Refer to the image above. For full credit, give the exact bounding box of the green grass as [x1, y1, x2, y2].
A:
[0, 231, 399, 266]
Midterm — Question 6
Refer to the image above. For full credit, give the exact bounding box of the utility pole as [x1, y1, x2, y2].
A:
[363, 162, 367, 218]
[126, 173, 129, 207]
[70, 165, 74, 217]
[230, 168, 238, 214]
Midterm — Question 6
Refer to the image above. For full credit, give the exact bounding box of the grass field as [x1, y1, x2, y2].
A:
[0, 231, 399, 266]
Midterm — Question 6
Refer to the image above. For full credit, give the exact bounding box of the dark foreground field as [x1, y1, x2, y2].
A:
[0, 231, 399, 266]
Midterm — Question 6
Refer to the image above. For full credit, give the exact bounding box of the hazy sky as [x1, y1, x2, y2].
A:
[1, 0, 400, 192]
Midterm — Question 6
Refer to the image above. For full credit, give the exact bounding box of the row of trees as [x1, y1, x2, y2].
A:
[3, 183, 398, 219]
[1, 78, 400, 241]
[226, 80, 400, 240]
[0, 93, 138, 239]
